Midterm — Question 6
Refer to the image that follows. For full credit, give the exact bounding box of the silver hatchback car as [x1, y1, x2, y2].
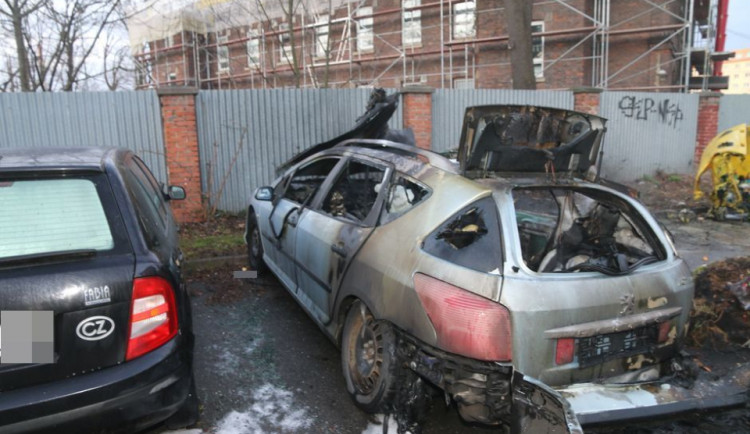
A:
[245, 95, 694, 433]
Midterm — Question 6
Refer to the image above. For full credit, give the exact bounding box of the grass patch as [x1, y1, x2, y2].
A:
[182, 233, 245, 259]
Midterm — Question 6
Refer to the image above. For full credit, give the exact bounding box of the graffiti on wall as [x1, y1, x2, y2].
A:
[618, 96, 684, 128]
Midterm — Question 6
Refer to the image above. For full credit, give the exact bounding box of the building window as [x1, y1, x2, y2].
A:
[357, 7, 374, 52]
[403, 0, 421, 47]
[279, 22, 293, 64]
[453, 1, 475, 39]
[217, 34, 229, 72]
[315, 16, 329, 59]
[247, 30, 260, 67]
[453, 78, 474, 89]
[531, 21, 544, 79]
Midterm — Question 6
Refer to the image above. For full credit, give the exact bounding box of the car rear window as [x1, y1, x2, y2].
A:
[0, 179, 114, 260]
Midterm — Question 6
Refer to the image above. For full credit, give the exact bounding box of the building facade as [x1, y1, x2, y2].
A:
[129, 0, 716, 91]
[723, 48, 750, 94]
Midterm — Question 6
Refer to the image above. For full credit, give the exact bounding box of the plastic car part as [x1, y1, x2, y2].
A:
[693, 124, 750, 221]
[413, 273, 511, 361]
[126, 276, 179, 361]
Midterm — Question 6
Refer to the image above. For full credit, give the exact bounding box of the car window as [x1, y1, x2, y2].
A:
[379, 174, 430, 224]
[122, 158, 169, 248]
[0, 178, 114, 259]
[422, 196, 502, 273]
[131, 157, 169, 226]
[321, 160, 386, 224]
[283, 157, 340, 204]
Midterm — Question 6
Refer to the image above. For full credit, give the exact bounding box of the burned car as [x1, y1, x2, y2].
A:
[245, 95, 696, 432]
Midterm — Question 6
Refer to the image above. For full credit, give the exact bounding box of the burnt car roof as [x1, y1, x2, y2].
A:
[0, 147, 121, 172]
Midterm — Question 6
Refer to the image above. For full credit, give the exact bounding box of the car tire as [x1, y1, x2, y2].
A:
[246, 212, 266, 275]
[341, 301, 399, 413]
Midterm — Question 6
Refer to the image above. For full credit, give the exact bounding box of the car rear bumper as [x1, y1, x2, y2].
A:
[0, 338, 192, 434]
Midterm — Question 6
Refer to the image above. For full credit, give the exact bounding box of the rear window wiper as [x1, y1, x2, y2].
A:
[0, 249, 98, 267]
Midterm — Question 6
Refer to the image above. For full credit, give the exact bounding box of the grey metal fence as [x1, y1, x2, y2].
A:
[719, 94, 750, 132]
[196, 88, 403, 213]
[0, 91, 167, 183]
[431, 89, 575, 153]
[599, 91, 699, 181]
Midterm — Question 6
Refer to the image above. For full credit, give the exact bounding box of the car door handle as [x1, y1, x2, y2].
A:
[331, 243, 348, 257]
[287, 212, 299, 227]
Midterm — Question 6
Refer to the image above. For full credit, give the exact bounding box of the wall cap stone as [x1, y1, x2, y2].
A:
[570, 86, 603, 94]
[697, 91, 723, 98]
[400, 86, 435, 94]
[156, 86, 199, 96]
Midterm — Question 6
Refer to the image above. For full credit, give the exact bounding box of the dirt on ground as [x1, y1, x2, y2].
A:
[628, 171, 712, 215]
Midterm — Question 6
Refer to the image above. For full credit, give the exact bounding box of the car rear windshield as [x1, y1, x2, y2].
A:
[0, 178, 115, 260]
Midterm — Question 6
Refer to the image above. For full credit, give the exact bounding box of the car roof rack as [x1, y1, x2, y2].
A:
[335, 139, 458, 174]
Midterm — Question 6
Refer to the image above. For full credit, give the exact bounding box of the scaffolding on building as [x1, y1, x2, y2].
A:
[128, 0, 724, 92]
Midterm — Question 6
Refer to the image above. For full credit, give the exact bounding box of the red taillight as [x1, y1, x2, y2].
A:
[413, 273, 512, 361]
[126, 276, 178, 361]
[555, 338, 575, 365]
[658, 321, 672, 343]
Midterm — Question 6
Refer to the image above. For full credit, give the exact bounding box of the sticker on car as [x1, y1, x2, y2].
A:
[76, 316, 115, 341]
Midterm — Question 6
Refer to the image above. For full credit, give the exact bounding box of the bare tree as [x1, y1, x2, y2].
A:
[0, 0, 44, 91]
[503, 0, 535, 90]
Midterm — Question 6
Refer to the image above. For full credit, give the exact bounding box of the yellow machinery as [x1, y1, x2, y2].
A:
[694, 124, 750, 221]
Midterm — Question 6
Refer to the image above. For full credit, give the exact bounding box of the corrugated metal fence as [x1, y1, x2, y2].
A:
[196, 89, 403, 212]
[599, 91, 699, 181]
[431, 89, 575, 153]
[0, 91, 167, 183]
[719, 94, 750, 132]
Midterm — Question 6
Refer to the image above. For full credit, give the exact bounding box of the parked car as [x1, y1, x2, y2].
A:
[245, 95, 695, 432]
[0, 148, 197, 433]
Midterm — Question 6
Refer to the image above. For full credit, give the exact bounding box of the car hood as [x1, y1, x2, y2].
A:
[457, 105, 607, 178]
[277, 89, 405, 173]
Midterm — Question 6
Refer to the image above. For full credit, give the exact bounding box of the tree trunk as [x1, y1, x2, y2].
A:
[503, 0, 535, 90]
[12, 11, 31, 91]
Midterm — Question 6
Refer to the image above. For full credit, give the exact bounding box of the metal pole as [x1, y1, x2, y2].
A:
[683, 0, 694, 92]
[440, 0, 445, 88]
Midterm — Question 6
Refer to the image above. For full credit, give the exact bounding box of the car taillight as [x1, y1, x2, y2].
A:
[555, 338, 575, 365]
[658, 321, 672, 343]
[126, 276, 178, 361]
[413, 273, 511, 361]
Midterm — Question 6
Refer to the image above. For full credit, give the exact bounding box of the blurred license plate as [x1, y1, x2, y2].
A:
[577, 326, 657, 368]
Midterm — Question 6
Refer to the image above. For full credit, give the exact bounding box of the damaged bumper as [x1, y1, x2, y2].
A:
[558, 358, 750, 425]
[397, 332, 582, 434]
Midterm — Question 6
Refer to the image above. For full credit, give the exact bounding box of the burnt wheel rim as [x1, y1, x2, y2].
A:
[349, 317, 384, 394]
[250, 226, 261, 259]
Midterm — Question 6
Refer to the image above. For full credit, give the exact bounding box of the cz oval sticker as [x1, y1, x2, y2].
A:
[76, 316, 115, 341]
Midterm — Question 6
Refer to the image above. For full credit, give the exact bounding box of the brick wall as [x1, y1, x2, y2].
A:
[158, 87, 204, 223]
[572, 87, 602, 115]
[402, 87, 433, 150]
[695, 92, 721, 165]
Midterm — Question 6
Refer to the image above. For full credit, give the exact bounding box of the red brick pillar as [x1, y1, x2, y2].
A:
[571, 87, 602, 115]
[694, 92, 721, 166]
[157, 87, 203, 223]
[401, 86, 434, 150]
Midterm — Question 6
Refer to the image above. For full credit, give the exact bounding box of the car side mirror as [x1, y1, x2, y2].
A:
[167, 185, 186, 201]
[255, 186, 274, 201]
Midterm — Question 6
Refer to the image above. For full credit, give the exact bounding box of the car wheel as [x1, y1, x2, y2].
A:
[341, 301, 399, 413]
[247, 213, 266, 274]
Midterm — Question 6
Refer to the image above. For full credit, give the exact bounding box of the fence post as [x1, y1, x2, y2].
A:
[571, 87, 602, 115]
[157, 87, 204, 224]
[401, 86, 434, 150]
[694, 92, 722, 165]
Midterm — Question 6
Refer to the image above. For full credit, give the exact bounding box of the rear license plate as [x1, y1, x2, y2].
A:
[577, 325, 657, 368]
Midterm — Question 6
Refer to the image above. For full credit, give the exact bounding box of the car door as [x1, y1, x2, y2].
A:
[263, 157, 342, 292]
[293, 158, 390, 324]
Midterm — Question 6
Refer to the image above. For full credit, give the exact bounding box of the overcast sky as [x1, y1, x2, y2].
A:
[726, 0, 750, 51]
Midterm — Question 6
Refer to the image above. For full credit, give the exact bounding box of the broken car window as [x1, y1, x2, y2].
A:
[422, 196, 502, 273]
[321, 160, 386, 224]
[283, 157, 340, 205]
[379, 174, 430, 224]
[513, 187, 665, 274]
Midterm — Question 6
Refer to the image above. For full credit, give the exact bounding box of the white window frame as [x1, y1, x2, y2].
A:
[453, 78, 474, 89]
[452, 1, 475, 40]
[402, 0, 421, 47]
[531, 21, 545, 79]
[217, 34, 229, 72]
[279, 22, 293, 65]
[357, 7, 374, 53]
[247, 29, 260, 67]
[315, 16, 329, 59]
